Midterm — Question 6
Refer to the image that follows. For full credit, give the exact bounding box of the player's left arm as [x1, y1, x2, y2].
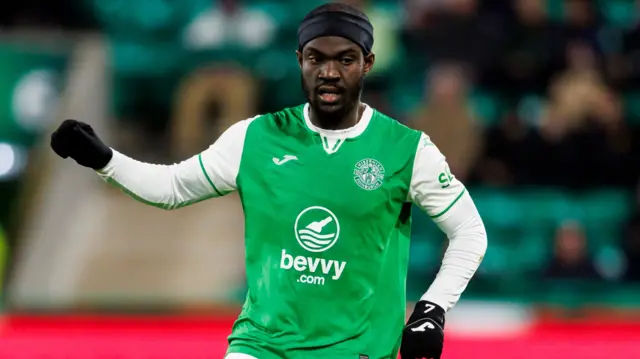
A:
[401, 133, 488, 359]
[409, 133, 487, 311]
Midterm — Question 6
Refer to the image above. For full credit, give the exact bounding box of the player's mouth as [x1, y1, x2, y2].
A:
[317, 86, 343, 104]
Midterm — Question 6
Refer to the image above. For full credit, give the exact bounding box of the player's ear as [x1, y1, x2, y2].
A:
[363, 52, 375, 75]
[296, 50, 303, 68]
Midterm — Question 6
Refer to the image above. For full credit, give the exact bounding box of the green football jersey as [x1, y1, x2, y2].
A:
[98, 103, 469, 359]
[228, 104, 420, 359]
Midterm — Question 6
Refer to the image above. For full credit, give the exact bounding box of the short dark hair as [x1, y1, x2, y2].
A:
[303, 2, 369, 22]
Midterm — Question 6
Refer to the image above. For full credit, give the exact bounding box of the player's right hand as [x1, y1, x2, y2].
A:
[50, 119, 113, 170]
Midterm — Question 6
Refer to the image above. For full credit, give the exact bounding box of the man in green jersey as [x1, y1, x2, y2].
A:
[50, 3, 487, 359]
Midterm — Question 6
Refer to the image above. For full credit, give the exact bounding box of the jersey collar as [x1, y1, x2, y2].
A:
[303, 103, 373, 139]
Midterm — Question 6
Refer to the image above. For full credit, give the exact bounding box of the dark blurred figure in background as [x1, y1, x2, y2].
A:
[474, 29, 636, 189]
[403, 0, 507, 77]
[497, 0, 560, 96]
[473, 104, 540, 186]
[0, 0, 95, 29]
[537, 39, 634, 188]
[544, 220, 602, 280]
[561, 0, 600, 48]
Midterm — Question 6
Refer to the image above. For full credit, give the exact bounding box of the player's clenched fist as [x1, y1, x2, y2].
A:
[50, 119, 113, 170]
[400, 300, 445, 359]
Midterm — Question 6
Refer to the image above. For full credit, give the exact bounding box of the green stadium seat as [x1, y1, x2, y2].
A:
[545, 0, 566, 21]
[517, 230, 550, 272]
[470, 188, 525, 228]
[409, 205, 445, 273]
[518, 188, 562, 226]
[578, 190, 631, 222]
[538, 280, 602, 307]
[517, 94, 545, 127]
[0, 224, 6, 295]
[407, 187, 634, 300]
[599, 285, 640, 307]
[0, 44, 69, 146]
[469, 90, 505, 127]
[478, 241, 513, 277]
[409, 238, 442, 274]
[624, 92, 640, 124]
[599, 0, 638, 29]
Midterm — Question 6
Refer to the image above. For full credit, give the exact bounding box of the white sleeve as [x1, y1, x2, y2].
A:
[96, 117, 255, 210]
[409, 133, 488, 312]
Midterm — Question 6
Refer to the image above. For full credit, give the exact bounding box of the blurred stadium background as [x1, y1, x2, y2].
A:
[0, 0, 639, 357]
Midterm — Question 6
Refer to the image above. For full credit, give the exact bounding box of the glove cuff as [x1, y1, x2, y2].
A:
[415, 300, 445, 315]
[408, 300, 445, 328]
[92, 147, 114, 170]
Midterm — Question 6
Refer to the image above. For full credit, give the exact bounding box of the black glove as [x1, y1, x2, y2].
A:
[400, 300, 445, 359]
[50, 119, 113, 170]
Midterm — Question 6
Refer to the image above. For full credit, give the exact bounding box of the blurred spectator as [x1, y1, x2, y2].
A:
[407, 63, 482, 181]
[0, 0, 96, 29]
[542, 40, 614, 139]
[560, 0, 601, 47]
[496, 0, 559, 95]
[402, 0, 507, 74]
[170, 67, 257, 159]
[473, 105, 541, 186]
[183, 0, 276, 51]
[535, 39, 635, 188]
[543, 221, 601, 280]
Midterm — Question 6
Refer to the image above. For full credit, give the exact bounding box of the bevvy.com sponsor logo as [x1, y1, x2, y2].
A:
[280, 206, 346, 285]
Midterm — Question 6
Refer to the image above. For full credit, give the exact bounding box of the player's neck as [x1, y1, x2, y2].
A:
[310, 102, 365, 131]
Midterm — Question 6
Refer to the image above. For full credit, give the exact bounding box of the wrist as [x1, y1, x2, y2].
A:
[419, 292, 449, 313]
[409, 300, 445, 328]
[415, 300, 445, 316]
[94, 147, 114, 171]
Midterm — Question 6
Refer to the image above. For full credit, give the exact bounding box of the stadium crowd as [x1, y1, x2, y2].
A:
[1, 0, 639, 302]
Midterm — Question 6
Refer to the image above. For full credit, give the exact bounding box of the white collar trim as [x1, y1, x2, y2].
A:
[303, 103, 373, 139]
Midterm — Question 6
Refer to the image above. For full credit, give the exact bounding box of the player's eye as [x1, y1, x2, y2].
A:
[341, 57, 354, 65]
[308, 55, 319, 64]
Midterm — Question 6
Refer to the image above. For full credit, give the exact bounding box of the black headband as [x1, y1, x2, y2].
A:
[297, 11, 374, 54]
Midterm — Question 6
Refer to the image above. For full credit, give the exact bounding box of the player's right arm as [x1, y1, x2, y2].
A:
[50, 117, 254, 210]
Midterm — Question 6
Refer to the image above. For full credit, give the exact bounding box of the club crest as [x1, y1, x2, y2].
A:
[353, 158, 385, 190]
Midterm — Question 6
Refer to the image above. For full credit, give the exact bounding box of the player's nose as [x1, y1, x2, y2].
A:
[318, 61, 340, 81]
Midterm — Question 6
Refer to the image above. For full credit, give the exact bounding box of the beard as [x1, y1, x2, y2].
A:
[301, 75, 364, 126]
